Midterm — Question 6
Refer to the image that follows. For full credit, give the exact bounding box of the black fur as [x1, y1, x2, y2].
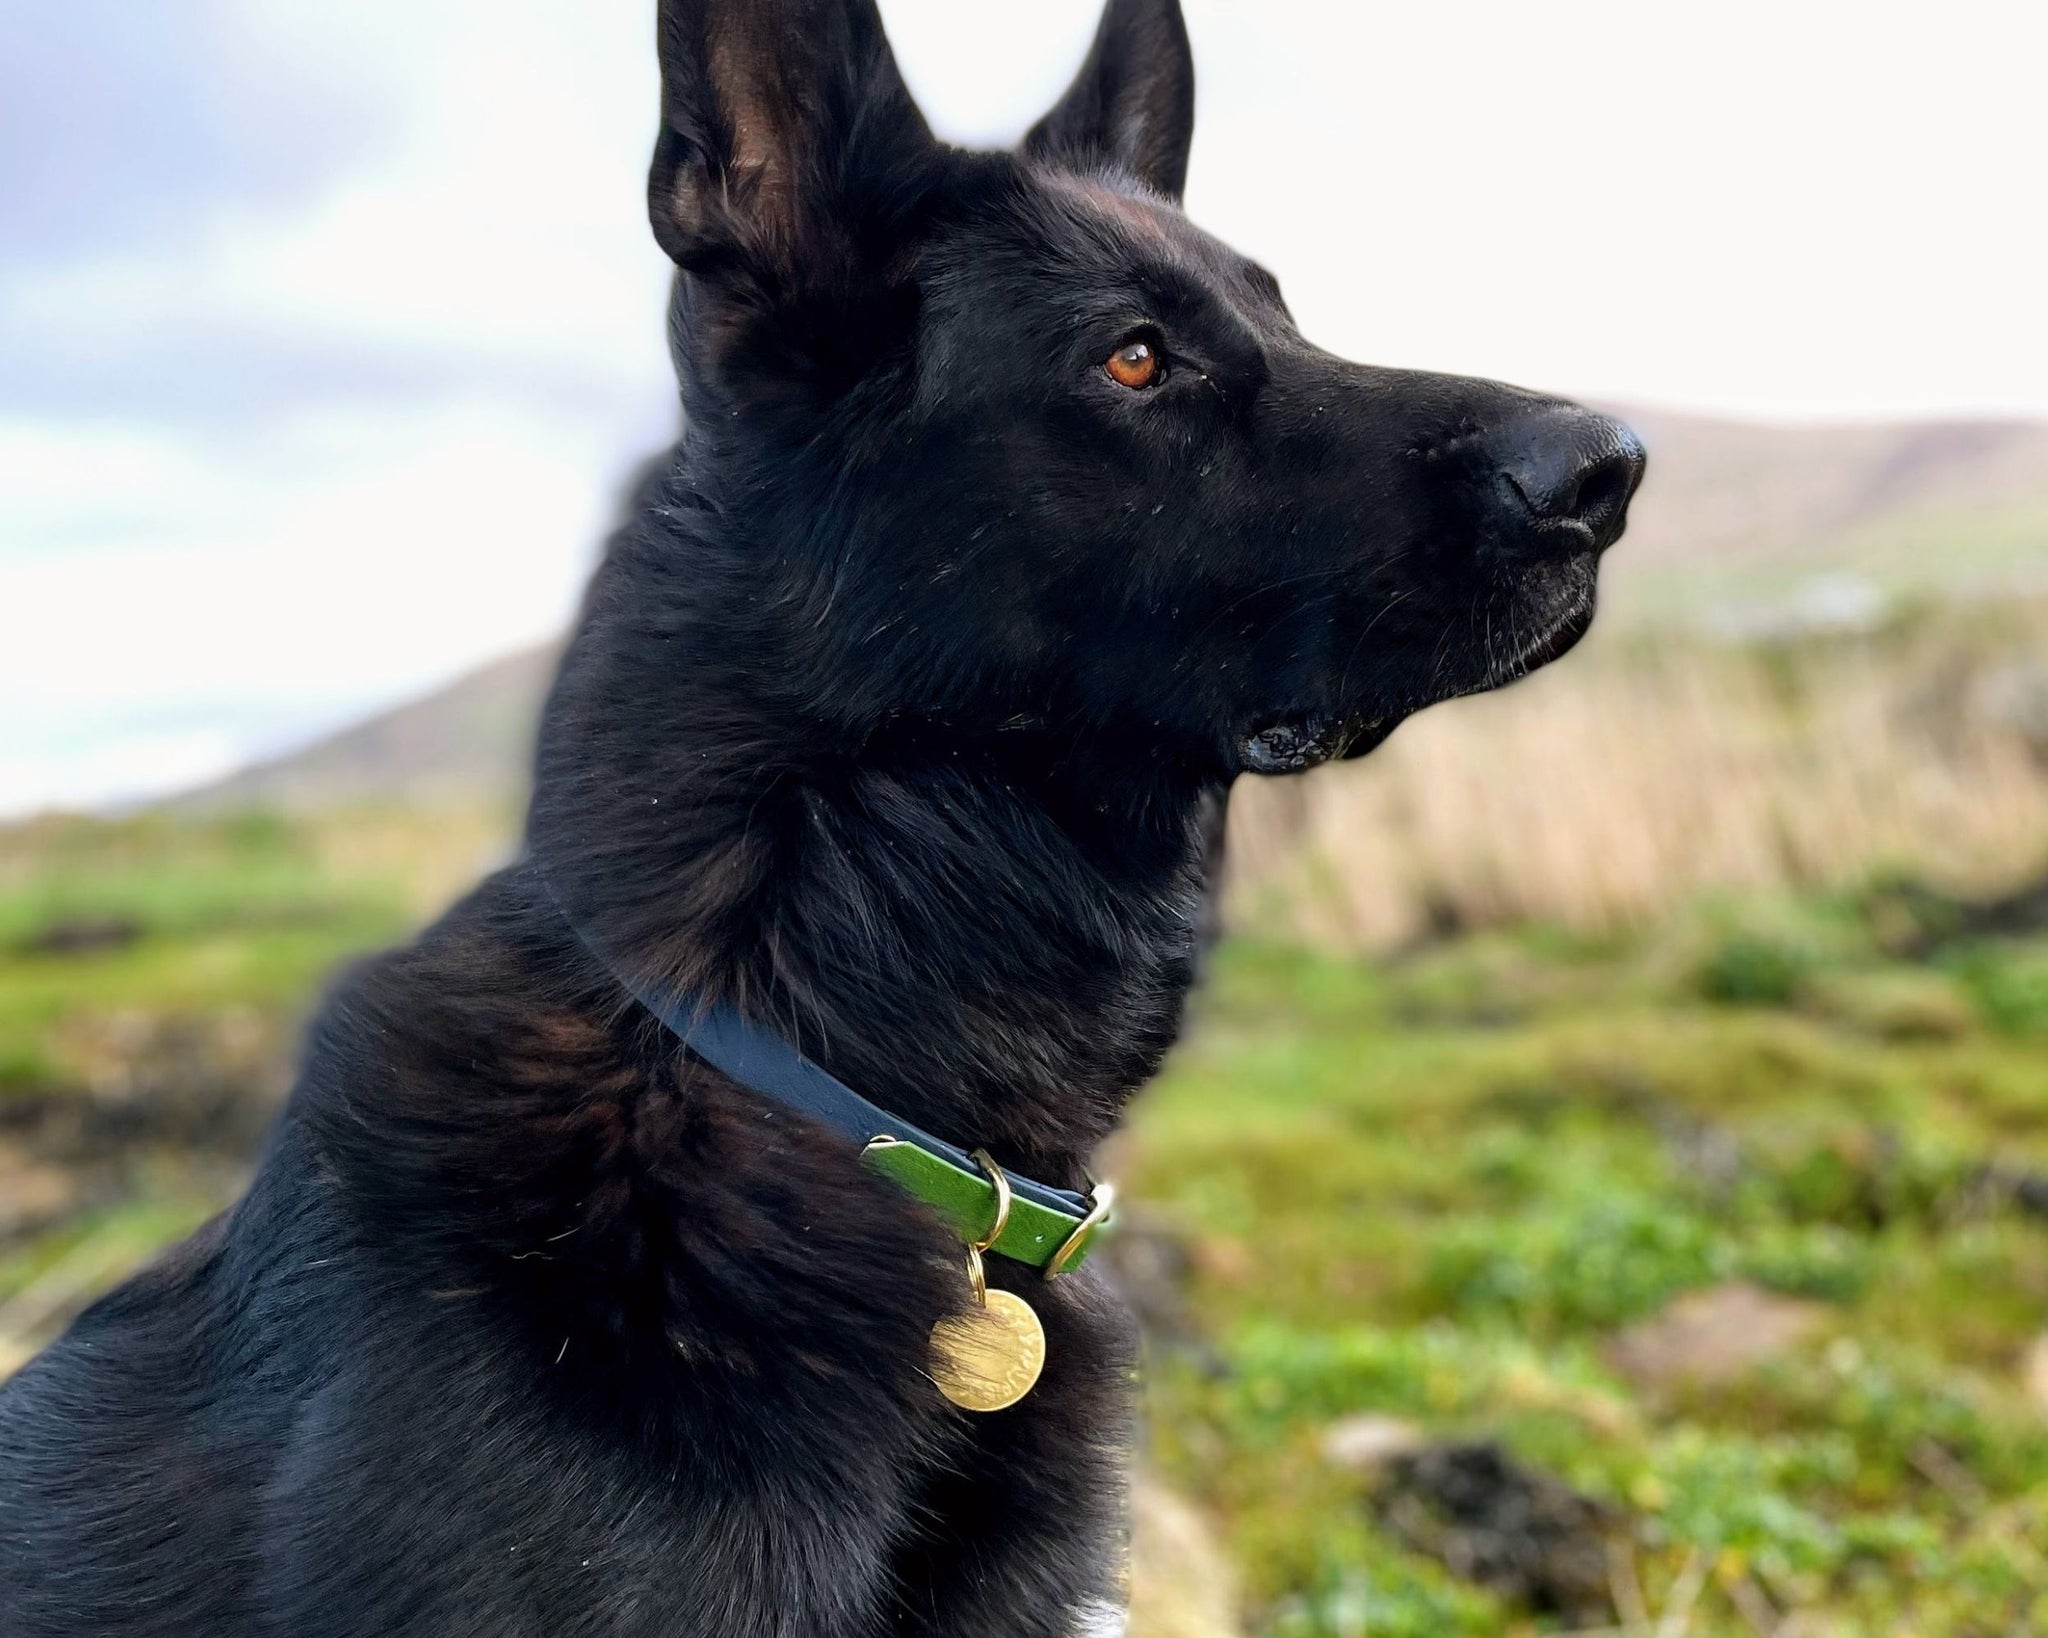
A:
[0, 2, 1642, 1632]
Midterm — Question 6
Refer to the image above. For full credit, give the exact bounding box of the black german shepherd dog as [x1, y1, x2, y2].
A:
[0, 1, 1641, 1631]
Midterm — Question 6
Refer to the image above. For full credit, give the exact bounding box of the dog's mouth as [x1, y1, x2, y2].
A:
[1233, 559, 1599, 779]
[1235, 711, 1399, 776]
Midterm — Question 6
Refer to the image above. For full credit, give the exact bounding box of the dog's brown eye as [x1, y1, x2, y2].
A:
[1106, 340, 1161, 390]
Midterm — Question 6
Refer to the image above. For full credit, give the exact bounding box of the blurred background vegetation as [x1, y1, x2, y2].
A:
[6, 410, 2048, 1636]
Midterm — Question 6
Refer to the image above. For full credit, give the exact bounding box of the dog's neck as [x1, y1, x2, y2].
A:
[529, 455, 1220, 1180]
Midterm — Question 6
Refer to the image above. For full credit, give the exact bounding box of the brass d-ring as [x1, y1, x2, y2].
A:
[1044, 1181, 1116, 1280]
[967, 1148, 1012, 1253]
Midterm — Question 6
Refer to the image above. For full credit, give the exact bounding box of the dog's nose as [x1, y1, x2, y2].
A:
[1492, 407, 1646, 554]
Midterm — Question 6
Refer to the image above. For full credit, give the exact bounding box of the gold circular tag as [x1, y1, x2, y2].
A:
[929, 1289, 1046, 1412]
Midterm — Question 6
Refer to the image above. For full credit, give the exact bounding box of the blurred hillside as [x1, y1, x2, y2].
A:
[1596, 410, 2048, 626]
[184, 647, 556, 818]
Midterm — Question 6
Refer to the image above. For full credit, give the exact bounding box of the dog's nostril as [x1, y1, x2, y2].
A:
[1568, 451, 1634, 529]
[1493, 410, 1646, 550]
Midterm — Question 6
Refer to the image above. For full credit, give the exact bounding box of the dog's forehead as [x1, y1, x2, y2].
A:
[950, 163, 1245, 300]
[1041, 172, 1181, 249]
[1035, 169, 1235, 276]
[914, 160, 1275, 372]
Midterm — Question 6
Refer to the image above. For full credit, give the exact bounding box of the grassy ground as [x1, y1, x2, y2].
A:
[0, 808, 499, 1362]
[1137, 905, 2048, 1636]
[5, 811, 2048, 1635]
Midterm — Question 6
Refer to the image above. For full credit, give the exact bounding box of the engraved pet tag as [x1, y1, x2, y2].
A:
[929, 1288, 1046, 1412]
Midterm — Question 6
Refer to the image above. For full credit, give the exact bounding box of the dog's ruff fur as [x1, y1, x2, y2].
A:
[0, 1, 1640, 1631]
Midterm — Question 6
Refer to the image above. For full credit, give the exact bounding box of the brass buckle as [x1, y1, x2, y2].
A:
[1043, 1180, 1115, 1280]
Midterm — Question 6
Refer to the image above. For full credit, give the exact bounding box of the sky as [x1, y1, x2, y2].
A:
[2, 0, 2044, 817]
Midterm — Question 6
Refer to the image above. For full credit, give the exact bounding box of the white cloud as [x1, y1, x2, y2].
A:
[1, 400, 629, 813]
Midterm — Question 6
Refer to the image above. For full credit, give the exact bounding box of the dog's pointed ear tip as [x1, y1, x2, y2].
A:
[1022, 0, 1196, 198]
[1100, 0, 1194, 49]
[1103, 0, 1188, 22]
[645, 0, 937, 273]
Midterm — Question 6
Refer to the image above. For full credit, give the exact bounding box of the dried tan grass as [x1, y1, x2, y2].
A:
[1224, 604, 2048, 951]
[305, 803, 519, 919]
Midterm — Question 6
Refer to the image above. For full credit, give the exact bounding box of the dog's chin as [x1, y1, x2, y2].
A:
[1480, 555, 1599, 690]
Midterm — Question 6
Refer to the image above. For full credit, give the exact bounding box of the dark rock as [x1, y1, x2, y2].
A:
[1866, 874, 2048, 959]
[1375, 1440, 1615, 1622]
[20, 915, 143, 956]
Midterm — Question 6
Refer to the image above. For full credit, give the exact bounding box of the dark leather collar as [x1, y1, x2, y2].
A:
[552, 884, 1110, 1272]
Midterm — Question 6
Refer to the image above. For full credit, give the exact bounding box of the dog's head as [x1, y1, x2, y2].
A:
[639, 0, 1643, 780]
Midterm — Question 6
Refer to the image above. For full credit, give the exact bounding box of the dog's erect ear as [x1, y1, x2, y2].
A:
[649, 0, 934, 276]
[1023, 0, 1196, 201]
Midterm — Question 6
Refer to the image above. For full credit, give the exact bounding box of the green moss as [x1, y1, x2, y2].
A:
[1698, 930, 1819, 1006]
[1129, 895, 2048, 1633]
[1950, 944, 2048, 1037]
[0, 811, 417, 1097]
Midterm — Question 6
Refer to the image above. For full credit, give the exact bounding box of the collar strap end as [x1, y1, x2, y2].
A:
[861, 1137, 1110, 1276]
